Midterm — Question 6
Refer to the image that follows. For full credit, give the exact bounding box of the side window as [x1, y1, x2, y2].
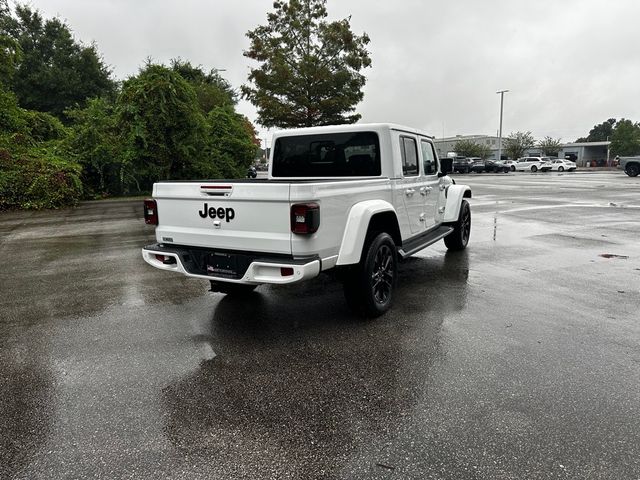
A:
[400, 136, 419, 176]
[420, 140, 438, 175]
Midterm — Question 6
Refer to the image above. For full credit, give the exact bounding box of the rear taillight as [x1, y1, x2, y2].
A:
[290, 203, 320, 234]
[144, 199, 158, 225]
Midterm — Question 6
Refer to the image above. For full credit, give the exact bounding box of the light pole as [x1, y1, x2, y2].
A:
[496, 89, 509, 161]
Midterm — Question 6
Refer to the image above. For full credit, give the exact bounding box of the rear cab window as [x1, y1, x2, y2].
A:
[272, 132, 381, 177]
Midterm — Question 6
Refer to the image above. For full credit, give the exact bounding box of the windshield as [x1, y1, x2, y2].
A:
[272, 131, 381, 177]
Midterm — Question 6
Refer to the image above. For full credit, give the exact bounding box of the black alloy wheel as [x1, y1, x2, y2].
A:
[343, 232, 398, 317]
[444, 199, 471, 251]
[626, 163, 640, 177]
[371, 243, 394, 305]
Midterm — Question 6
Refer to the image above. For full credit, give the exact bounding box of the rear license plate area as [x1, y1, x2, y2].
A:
[206, 252, 238, 278]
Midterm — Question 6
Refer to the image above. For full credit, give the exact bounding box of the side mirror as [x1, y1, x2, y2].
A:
[439, 157, 453, 177]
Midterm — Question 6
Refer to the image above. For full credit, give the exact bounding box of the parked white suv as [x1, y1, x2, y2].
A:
[515, 157, 553, 172]
[142, 123, 472, 317]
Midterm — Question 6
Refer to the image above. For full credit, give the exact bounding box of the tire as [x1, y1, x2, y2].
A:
[625, 163, 640, 177]
[444, 199, 471, 251]
[210, 281, 257, 295]
[510, 165, 516, 171]
[558, 166, 564, 172]
[343, 232, 397, 317]
[531, 165, 538, 172]
[503, 167, 509, 173]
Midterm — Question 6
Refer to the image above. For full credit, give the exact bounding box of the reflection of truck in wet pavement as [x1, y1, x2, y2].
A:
[617, 156, 640, 177]
[142, 123, 472, 317]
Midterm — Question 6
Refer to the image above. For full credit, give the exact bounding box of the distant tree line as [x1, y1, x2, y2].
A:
[0, 1, 259, 209]
[576, 118, 640, 156]
[454, 119, 640, 162]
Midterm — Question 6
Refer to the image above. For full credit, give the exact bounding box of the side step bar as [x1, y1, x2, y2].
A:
[398, 225, 454, 259]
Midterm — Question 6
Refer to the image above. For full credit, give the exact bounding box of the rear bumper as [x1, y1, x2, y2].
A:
[142, 243, 320, 285]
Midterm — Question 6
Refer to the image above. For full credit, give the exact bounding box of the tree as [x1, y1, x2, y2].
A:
[0, 3, 115, 118]
[66, 97, 124, 196]
[170, 59, 237, 113]
[610, 119, 640, 157]
[503, 131, 535, 160]
[205, 106, 259, 178]
[576, 118, 616, 143]
[242, 0, 371, 128]
[538, 136, 562, 156]
[116, 64, 211, 191]
[0, 33, 20, 87]
[453, 139, 492, 159]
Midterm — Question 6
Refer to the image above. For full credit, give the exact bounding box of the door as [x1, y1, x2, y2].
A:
[399, 135, 425, 235]
[420, 140, 440, 229]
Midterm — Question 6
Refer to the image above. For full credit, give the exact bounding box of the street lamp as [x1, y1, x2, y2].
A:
[496, 89, 509, 161]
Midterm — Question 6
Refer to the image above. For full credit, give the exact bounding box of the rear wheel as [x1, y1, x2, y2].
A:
[210, 281, 257, 295]
[531, 165, 538, 172]
[343, 232, 397, 317]
[510, 165, 516, 171]
[558, 166, 564, 172]
[626, 163, 640, 177]
[444, 200, 471, 251]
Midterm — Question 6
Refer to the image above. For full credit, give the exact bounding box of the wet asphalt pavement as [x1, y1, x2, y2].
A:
[1, 171, 639, 479]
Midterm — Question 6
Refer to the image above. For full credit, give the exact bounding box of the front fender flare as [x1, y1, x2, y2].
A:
[336, 200, 397, 266]
[443, 185, 472, 223]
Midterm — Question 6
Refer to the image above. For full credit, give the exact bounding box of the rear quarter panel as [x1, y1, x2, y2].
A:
[289, 179, 393, 268]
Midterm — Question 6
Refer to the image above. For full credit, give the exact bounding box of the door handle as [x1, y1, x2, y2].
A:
[405, 188, 415, 196]
[420, 186, 432, 196]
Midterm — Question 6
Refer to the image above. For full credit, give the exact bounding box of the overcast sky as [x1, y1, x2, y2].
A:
[29, 0, 640, 145]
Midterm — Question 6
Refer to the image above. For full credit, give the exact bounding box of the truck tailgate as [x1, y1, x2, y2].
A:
[153, 181, 292, 254]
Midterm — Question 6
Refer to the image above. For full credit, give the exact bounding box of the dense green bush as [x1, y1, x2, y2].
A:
[0, 87, 81, 210]
[0, 142, 82, 210]
[66, 97, 126, 197]
[23, 110, 67, 142]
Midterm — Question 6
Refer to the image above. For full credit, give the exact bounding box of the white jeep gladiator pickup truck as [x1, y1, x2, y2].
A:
[142, 123, 471, 316]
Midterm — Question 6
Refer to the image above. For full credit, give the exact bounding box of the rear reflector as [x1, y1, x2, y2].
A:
[144, 199, 158, 225]
[154, 254, 176, 265]
[280, 267, 294, 277]
[290, 203, 320, 234]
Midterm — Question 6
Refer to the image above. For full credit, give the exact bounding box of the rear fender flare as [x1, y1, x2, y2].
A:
[337, 200, 397, 266]
[443, 185, 472, 223]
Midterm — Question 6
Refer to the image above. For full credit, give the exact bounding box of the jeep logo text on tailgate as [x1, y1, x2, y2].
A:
[199, 203, 235, 222]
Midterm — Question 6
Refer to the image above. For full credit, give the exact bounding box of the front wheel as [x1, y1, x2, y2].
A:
[626, 163, 640, 177]
[510, 165, 516, 171]
[343, 232, 397, 317]
[531, 165, 538, 172]
[558, 166, 564, 172]
[444, 199, 471, 251]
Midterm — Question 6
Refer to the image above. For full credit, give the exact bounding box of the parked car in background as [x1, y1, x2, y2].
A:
[486, 160, 510, 173]
[503, 160, 517, 171]
[452, 156, 474, 173]
[515, 156, 552, 172]
[246, 166, 257, 178]
[468, 157, 485, 173]
[617, 156, 640, 177]
[548, 159, 577, 172]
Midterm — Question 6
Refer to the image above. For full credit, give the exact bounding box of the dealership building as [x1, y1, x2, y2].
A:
[433, 135, 611, 167]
